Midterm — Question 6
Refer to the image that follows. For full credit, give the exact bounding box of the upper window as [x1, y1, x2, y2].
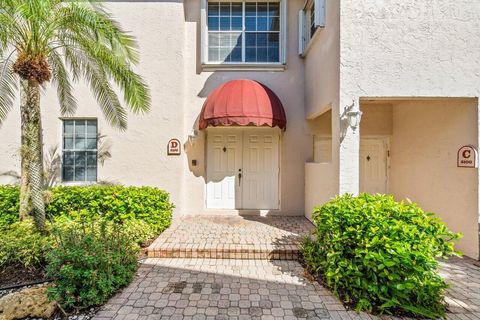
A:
[298, 0, 325, 55]
[62, 119, 98, 182]
[207, 1, 282, 64]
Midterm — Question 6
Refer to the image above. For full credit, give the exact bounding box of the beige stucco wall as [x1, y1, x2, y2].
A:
[303, 0, 340, 218]
[0, 0, 309, 217]
[304, 0, 480, 257]
[182, 0, 309, 216]
[304, 0, 340, 119]
[305, 162, 336, 220]
[339, 0, 480, 195]
[360, 104, 393, 137]
[390, 100, 479, 259]
[0, 1, 188, 210]
[307, 110, 332, 138]
[339, 0, 480, 258]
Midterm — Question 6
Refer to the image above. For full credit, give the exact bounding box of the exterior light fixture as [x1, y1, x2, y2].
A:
[346, 110, 363, 131]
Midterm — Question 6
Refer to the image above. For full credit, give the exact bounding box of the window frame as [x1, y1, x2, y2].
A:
[201, 0, 287, 70]
[61, 118, 98, 184]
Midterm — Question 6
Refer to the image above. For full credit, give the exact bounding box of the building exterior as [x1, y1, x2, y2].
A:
[0, 0, 479, 259]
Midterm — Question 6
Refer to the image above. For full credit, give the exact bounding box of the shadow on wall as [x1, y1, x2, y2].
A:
[183, 124, 206, 179]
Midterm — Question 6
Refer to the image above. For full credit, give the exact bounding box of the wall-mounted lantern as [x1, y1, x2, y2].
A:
[346, 110, 363, 131]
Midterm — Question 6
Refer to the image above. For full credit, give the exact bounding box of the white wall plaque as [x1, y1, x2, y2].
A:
[167, 138, 181, 156]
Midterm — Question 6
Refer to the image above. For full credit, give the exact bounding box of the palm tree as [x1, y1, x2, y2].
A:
[0, 0, 150, 231]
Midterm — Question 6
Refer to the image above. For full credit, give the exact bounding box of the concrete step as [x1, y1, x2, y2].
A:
[147, 243, 300, 260]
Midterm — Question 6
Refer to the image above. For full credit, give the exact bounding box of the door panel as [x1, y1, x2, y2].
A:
[360, 139, 388, 194]
[242, 130, 279, 209]
[206, 128, 279, 210]
[206, 131, 242, 209]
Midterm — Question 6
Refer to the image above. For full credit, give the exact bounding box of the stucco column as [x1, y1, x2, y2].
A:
[477, 98, 480, 260]
[338, 97, 360, 195]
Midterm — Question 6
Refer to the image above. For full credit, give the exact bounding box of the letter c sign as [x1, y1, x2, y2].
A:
[167, 138, 181, 156]
[457, 145, 478, 168]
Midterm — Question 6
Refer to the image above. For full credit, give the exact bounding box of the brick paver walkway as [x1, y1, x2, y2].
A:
[148, 216, 314, 260]
[94, 257, 480, 320]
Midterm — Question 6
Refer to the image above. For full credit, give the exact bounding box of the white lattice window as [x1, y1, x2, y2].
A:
[62, 119, 98, 182]
[202, 0, 287, 66]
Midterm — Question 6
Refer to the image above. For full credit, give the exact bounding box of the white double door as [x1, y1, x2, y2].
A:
[206, 128, 279, 210]
[359, 138, 389, 194]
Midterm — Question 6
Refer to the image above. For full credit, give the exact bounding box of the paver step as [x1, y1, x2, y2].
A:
[147, 215, 313, 260]
[147, 244, 300, 260]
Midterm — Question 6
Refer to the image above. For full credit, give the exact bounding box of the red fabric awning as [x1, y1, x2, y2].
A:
[199, 79, 287, 130]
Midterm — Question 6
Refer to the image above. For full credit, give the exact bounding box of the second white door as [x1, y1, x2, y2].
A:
[206, 128, 279, 210]
[359, 138, 389, 194]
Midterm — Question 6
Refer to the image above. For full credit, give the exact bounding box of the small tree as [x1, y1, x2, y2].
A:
[0, 0, 150, 231]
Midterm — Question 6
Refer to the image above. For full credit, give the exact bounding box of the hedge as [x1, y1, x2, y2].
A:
[0, 185, 20, 228]
[0, 185, 174, 233]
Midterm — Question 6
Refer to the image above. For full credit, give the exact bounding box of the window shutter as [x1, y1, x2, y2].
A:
[200, 0, 208, 64]
[298, 10, 306, 55]
[314, 0, 326, 28]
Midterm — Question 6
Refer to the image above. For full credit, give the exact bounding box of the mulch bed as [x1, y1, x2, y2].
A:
[0, 240, 153, 291]
[0, 263, 48, 290]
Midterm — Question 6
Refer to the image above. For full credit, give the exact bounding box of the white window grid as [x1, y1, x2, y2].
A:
[207, 1, 282, 64]
[62, 119, 98, 182]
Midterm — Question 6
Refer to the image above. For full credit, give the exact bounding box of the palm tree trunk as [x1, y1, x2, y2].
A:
[19, 79, 45, 231]
[19, 80, 31, 220]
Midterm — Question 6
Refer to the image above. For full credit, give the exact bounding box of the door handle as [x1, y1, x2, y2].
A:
[238, 169, 242, 186]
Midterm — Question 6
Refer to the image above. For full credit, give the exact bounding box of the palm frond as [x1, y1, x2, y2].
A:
[0, 0, 151, 130]
[0, 58, 18, 124]
[48, 50, 77, 116]
[62, 45, 128, 129]
[88, 68, 128, 130]
[73, 36, 150, 114]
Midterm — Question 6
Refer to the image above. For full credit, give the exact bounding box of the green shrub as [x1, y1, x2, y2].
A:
[46, 185, 173, 233]
[0, 185, 174, 233]
[46, 220, 139, 308]
[53, 215, 156, 246]
[302, 194, 460, 319]
[0, 185, 20, 228]
[0, 220, 53, 268]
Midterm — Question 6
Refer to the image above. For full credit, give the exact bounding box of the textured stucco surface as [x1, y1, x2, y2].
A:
[304, 0, 480, 258]
[0, 0, 309, 217]
[303, 0, 340, 217]
[389, 100, 478, 259]
[338, 0, 480, 195]
[336, 0, 480, 258]
[181, 0, 309, 216]
[0, 0, 479, 258]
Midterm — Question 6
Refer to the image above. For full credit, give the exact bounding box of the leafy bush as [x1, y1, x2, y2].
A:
[0, 185, 20, 228]
[0, 220, 53, 268]
[0, 185, 174, 233]
[46, 220, 139, 308]
[46, 186, 173, 233]
[302, 194, 460, 319]
[53, 215, 156, 246]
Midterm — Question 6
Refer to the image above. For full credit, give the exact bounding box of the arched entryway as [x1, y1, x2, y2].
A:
[199, 79, 286, 210]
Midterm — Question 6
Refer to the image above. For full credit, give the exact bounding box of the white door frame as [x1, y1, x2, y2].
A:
[360, 136, 390, 194]
[205, 127, 281, 210]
